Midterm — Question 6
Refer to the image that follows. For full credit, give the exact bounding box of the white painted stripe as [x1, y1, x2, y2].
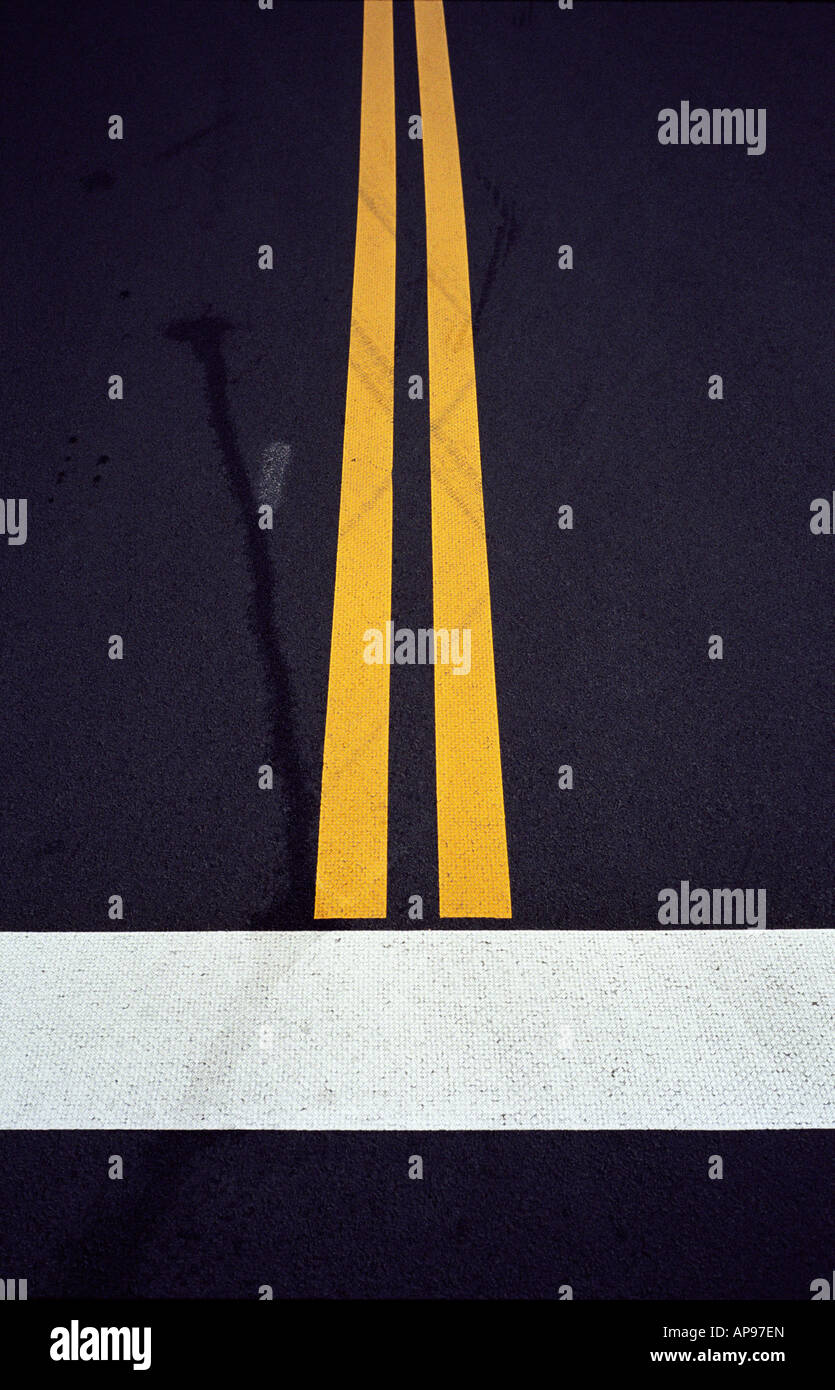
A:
[1, 931, 830, 1129]
[257, 440, 291, 506]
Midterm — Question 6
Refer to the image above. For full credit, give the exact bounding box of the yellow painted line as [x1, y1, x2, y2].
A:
[414, 0, 512, 917]
[314, 0, 395, 918]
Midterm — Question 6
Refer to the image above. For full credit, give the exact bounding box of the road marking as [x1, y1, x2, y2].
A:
[315, 0, 395, 918]
[415, 0, 512, 917]
[258, 440, 291, 508]
[2, 931, 830, 1128]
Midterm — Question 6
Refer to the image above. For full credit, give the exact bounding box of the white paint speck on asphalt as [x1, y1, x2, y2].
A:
[258, 441, 291, 507]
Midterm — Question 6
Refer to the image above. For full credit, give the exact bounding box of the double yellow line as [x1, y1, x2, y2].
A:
[315, 0, 511, 920]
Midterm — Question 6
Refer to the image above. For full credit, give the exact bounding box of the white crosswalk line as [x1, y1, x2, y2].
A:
[1, 930, 830, 1129]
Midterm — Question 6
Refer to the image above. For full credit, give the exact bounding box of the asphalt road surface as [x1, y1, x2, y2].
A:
[0, 0, 832, 1301]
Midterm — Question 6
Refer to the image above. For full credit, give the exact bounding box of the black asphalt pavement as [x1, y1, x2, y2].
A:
[2, 0, 832, 931]
[0, 0, 832, 1301]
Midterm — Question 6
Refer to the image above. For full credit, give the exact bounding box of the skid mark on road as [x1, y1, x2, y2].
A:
[166, 314, 315, 926]
[473, 175, 520, 335]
